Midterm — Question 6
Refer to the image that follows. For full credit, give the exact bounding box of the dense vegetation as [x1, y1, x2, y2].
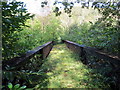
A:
[62, 3, 120, 55]
[2, 1, 120, 60]
[2, 0, 120, 89]
[2, 1, 34, 60]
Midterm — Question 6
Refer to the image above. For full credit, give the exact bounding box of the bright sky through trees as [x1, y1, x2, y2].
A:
[15, 0, 90, 16]
[16, 0, 53, 16]
[16, 0, 119, 16]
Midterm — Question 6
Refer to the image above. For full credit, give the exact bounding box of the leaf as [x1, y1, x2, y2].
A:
[19, 85, 27, 89]
[8, 83, 13, 89]
[13, 84, 20, 89]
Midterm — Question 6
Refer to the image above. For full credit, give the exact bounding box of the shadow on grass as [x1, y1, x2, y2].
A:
[72, 51, 119, 89]
[3, 43, 117, 89]
[36, 44, 111, 88]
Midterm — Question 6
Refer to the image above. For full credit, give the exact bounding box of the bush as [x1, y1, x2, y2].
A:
[2, 1, 34, 60]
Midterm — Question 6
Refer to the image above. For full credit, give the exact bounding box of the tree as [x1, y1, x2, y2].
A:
[51, 1, 120, 54]
[90, 1, 120, 54]
[2, 0, 34, 60]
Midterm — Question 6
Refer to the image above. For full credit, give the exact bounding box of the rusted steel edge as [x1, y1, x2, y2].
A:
[2, 41, 54, 70]
[63, 40, 120, 66]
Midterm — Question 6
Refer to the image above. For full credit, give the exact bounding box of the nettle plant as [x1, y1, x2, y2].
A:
[2, 1, 34, 60]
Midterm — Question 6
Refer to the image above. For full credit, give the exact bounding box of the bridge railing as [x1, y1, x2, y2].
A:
[63, 40, 120, 89]
[62, 40, 120, 67]
[2, 41, 54, 71]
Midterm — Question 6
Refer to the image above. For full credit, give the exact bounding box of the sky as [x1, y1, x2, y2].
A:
[16, 0, 77, 16]
[15, 0, 89, 16]
[16, 0, 118, 16]
[16, 0, 53, 16]
[15, 0, 90, 16]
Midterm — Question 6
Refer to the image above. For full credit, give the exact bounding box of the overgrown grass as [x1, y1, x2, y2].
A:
[35, 44, 110, 88]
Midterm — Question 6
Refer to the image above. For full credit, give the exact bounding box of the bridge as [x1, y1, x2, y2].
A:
[2, 40, 120, 89]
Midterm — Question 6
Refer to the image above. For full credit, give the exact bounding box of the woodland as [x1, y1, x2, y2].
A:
[2, 0, 120, 89]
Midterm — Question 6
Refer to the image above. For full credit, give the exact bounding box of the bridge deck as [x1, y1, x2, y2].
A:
[38, 44, 109, 88]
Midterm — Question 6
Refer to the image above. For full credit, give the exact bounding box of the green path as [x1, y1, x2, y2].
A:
[36, 44, 109, 88]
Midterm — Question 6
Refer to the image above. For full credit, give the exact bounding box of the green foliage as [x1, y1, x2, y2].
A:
[53, 1, 74, 17]
[2, 10, 63, 60]
[92, 3, 120, 53]
[35, 44, 110, 88]
[7, 83, 27, 90]
[61, 2, 120, 54]
[2, 1, 120, 89]
[14, 16, 62, 54]
[2, 1, 34, 60]
[52, 1, 119, 54]
[2, 15, 63, 89]
[2, 54, 48, 89]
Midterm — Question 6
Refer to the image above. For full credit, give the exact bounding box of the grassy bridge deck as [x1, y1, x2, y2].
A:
[35, 44, 109, 88]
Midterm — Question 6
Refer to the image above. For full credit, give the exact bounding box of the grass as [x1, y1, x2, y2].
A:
[35, 44, 110, 88]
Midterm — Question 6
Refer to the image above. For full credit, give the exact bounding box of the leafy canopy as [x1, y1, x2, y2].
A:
[2, 1, 34, 60]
